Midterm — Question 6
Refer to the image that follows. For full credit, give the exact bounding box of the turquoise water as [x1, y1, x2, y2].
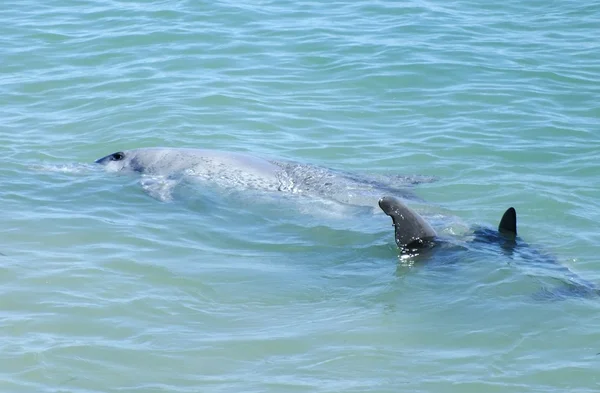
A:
[2, 0, 600, 391]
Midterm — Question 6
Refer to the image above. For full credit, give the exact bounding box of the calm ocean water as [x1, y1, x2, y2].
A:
[1, 0, 600, 392]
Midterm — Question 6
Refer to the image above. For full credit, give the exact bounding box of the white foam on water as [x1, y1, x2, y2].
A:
[29, 162, 96, 174]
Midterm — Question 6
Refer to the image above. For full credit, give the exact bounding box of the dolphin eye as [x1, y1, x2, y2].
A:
[112, 152, 125, 161]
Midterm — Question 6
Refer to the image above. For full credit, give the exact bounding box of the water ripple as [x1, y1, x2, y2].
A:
[1, 0, 600, 391]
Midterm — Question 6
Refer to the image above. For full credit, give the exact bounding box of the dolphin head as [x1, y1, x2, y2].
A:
[95, 149, 156, 173]
[378, 196, 437, 251]
[94, 150, 135, 172]
[94, 148, 192, 175]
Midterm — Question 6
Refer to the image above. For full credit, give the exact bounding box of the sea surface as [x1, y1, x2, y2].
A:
[1, 0, 600, 392]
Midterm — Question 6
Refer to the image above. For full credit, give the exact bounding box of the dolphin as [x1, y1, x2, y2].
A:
[378, 196, 516, 252]
[379, 195, 599, 299]
[94, 147, 432, 205]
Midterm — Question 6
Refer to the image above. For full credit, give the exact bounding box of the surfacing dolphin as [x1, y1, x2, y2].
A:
[379, 196, 599, 300]
[95, 147, 432, 205]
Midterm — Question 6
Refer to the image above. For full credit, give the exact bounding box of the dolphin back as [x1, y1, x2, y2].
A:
[378, 196, 437, 250]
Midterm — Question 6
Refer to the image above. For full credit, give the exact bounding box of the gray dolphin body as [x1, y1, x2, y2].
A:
[378, 196, 599, 299]
[95, 147, 428, 205]
[95, 147, 283, 191]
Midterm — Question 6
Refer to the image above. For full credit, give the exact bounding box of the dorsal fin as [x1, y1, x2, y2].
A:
[378, 196, 437, 249]
[498, 207, 517, 237]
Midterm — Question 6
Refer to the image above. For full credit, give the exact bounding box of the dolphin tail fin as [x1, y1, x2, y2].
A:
[378, 196, 437, 250]
[498, 207, 517, 238]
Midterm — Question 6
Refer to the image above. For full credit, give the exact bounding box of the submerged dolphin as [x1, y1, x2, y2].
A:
[379, 196, 599, 299]
[95, 147, 431, 205]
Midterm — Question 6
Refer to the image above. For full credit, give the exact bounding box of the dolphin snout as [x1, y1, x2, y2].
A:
[94, 155, 110, 164]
